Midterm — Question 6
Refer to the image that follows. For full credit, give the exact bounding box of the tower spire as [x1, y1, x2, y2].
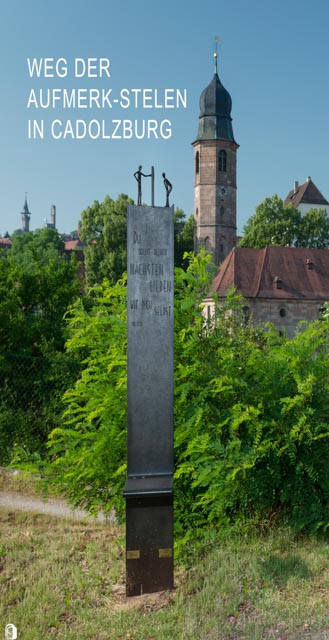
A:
[214, 35, 220, 75]
[21, 193, 31, 232]
[193, 46, 239, 265]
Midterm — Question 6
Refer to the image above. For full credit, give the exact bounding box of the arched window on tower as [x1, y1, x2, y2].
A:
[219, 150, 227, 172]
[195, 151, 200, 174]
[220, 206, 225, 218]
[219, 235, 226, 260]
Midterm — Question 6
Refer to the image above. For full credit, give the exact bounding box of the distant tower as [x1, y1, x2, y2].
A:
[21, 194, 31, 232]
[50, 205, 56, 229]
[192, 44, 239, 264]
[44, 205, 57, 230]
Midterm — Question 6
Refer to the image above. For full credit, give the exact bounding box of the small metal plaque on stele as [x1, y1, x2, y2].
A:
[127, 550, 140, 560]
[159, 548, 172, 558]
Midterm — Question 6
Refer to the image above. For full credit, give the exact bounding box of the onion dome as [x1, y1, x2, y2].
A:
[194, 70, 237, 143]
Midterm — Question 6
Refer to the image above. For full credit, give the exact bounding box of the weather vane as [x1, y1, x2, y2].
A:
[214, 35, 220, 74]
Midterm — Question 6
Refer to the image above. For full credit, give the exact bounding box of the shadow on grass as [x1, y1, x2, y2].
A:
[258, 552, 312, 587]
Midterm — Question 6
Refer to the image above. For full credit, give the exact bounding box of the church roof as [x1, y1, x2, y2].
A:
[210, 246, 329, 300]
[284, 178, 329, 209]
[194, 71, 237, 144]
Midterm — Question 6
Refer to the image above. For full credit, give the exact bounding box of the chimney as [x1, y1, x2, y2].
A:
[294, 181, 299, 193]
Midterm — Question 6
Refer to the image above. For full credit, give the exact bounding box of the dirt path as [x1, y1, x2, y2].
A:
[0, 491, 110, 522]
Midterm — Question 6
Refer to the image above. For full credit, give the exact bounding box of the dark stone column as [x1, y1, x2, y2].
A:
[123, 205, 174, 596]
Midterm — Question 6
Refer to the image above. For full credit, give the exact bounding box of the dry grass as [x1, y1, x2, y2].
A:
[0, 508, 178, 640]
[1, 505, 329, 639]
[0, 467, 41, 497]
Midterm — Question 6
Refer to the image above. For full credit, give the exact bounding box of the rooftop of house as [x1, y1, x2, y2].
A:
[0, 237, 13, 247]
[210, 246, 329, 300]
[284, 177, 329, 209]
[64, 239, 84, 251]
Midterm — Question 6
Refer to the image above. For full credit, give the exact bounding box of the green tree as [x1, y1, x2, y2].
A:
[0, 229, 81, 355]
[0, 230, 81, 463]
[239, 195, 301, 248]
[174, 209, 194, 268]
[79, 194, 133, 286]
[239, 195, 329, 248]
[297, 207, 329, 248]
[10, 228, 65, 270]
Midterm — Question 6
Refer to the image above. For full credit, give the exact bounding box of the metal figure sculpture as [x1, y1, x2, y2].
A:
[162, 173, 172, 207]
[134, 165, 152, 206]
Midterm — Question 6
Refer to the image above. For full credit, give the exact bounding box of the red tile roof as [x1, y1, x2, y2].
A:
[211, 247, 329, 300]
[64, 240, 83, 251]
[284, 178, 329, 208]
[0, 237, 12, 247]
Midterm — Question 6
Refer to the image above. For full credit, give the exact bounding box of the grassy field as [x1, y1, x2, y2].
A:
[1, 501, 329, 640]
[0, 468, 43, 497]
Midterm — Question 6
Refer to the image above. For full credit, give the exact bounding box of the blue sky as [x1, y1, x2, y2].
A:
[1, 0, 329, 236]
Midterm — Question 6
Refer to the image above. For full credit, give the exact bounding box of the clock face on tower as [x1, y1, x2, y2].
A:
[220, 187, 227, 196]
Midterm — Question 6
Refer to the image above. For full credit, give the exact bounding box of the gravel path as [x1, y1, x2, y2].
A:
[0, 491, 109, 522]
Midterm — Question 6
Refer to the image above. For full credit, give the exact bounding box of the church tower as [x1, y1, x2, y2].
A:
[193, 50, 238, 264]
[21, 195, 31, 232]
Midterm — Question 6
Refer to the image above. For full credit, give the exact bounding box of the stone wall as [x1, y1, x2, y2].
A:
[204, 296, 325, 338]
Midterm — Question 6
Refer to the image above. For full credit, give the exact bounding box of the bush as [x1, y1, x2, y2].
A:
[0, 352, 79, 465]
[46, 254, 329, 534]
[47, 279, 127, 518]
[175, 307, 329, 536]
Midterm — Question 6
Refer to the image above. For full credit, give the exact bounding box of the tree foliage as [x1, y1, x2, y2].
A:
[79, 195, 194, 285]
[174, 208, 194, 269]
[174, 298, 329, 538]
[298, 207, 329, 248]
[79, 194, 133, 286]
[10, 228, 66, 270]
[0, 229, 81, 463]
[47, 253, 329, 535]
[47, 279, 127, 517]
[239, 194, 329, 248]
[0, 229, 81, 355]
